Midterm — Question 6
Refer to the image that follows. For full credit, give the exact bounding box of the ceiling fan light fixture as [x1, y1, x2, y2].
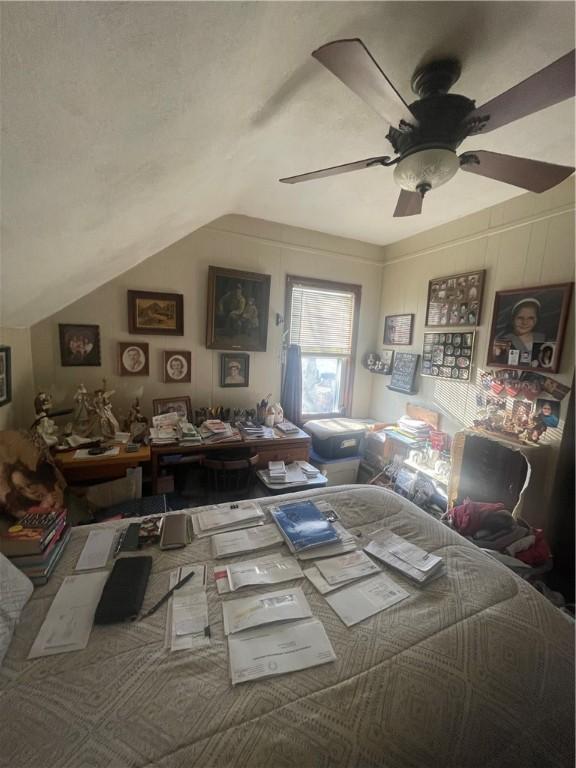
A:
[393, 148, 460, 192]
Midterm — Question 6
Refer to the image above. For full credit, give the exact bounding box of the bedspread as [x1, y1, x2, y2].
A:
[0, 485, 573, 768]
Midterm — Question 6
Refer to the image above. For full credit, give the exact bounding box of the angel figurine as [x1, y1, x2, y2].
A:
[32, 392, 59, 447]
[92, 383, 119, 439]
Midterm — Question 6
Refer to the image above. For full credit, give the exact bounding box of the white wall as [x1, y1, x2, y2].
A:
[31, 215, 383, 426]
[0, 327, 35, 430]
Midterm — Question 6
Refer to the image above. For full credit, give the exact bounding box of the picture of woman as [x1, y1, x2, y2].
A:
[164, 351, 192, 383]
[1, 460, 65, 521]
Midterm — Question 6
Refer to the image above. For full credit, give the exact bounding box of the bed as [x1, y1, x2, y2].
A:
[1, 485, 574, 768]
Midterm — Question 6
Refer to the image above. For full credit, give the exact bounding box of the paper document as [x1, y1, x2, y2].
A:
[213, 553, 279, 595]
[28, 571, 109, 658]
[222, 587, 312, 635]
[228, 618, 336, 685]
[165, 565, 209, 652]
[73, 447, 120, 460]
[197, 501, 263, 531]
[212, 524, 284, 559]
[304, 565, 362, 595]
[364, 530, 444, 584]
[296, 522, 357, 560]
[324, 573, 410, 627]
[315, 550, 380, 586]
[75, 529, 116, 571]
[227, 557, 303, 591]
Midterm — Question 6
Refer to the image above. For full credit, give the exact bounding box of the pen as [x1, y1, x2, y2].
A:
[139, 569, 195, 620]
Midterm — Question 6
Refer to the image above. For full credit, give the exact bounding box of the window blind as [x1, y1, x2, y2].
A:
[289, 284, 356, 355]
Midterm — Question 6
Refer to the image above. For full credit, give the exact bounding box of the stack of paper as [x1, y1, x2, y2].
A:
[263, 463, 309, 486]
[275, 421, 299, 434]
[296, 521, 357, 561]
[223, 587, 336, 684]
[304, 550, 380, 594]
[271, 500, 341, 552]
[298, 461, 321, 479]
[191, 501, 265, 538]
[226, 556, 303, 592]
[364, 529, 445, 584]
[324, 573, 410, 627]
[211, 524, 284, 559]
[268, 461, 287, 481]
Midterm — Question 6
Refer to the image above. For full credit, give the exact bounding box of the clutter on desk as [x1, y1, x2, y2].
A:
[199, 419, 241, 443]
[150, 411, 201, 446]
[275, 420, 299, 434]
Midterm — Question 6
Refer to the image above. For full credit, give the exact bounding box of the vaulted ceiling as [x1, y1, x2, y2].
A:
[1, 2, 574, 326]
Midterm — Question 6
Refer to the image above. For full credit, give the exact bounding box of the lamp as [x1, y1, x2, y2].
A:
[393, 148, 460, 197]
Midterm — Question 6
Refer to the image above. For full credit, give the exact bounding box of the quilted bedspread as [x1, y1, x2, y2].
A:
[0, 485, 574, 768]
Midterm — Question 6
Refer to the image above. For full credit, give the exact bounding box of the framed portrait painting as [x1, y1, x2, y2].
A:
[128, 290, 183, 335]
[153, 396, 192, 422]
[0, 346, 12, 407]
[206, 266, 271, 351]
[383, 314, 413, 345]
[486, 282, 573, 373]
[220, 353, 249, 387]
[59, 324, 101, 366]
[425, 270, 485, 327]
[118, 342, 149, 376]
[163, 350, 191, 383]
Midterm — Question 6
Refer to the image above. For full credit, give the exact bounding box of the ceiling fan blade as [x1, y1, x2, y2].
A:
[469, 49, 575, 134]
[460, 150, 575, 192]
[279, 155, 390, 184]
[393, 189, 423, 217]
[312, 38, 416, 128]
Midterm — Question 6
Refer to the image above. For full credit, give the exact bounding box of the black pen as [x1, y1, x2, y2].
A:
[139, 570, 195, 620]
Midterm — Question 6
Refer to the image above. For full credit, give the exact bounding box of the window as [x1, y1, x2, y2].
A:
[285, 276, 361, 419]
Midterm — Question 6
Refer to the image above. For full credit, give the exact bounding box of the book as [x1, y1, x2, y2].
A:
[23, 527, 72, 585]
[9, 517, 68, 567]
[271, 500, 340, 552]
[0, 509, 67, 557]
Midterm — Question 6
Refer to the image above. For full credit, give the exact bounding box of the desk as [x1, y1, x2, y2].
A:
[54, 445, 151, 485]
[151, 428, 311, 494]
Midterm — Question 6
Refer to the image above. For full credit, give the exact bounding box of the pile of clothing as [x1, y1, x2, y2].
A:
[448, 499, 551, 569]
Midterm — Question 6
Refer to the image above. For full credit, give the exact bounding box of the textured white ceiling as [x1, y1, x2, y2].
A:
[1, 2, 574, 326]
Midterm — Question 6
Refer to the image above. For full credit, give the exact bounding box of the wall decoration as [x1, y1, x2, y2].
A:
[534, 398, 560, 429]
[163, 350, 191, 383]
[118, 342, 149, 376]
[362, 351, 394, 374]
[153, 396, 192, 421]
[220, 353, 250, 387]
[206, 266, 271, 351]
[421, 331, 474, 380]
[58, 324, 101, 366]
[0, 346, 11, 407]
[425, 270, 485, 327]
[388, 352, 420, 394]
[486, 282, 573, 373]
[128, 290, 183, 335]
[383, 314, 414, 345]
[380, 349, 394, 374]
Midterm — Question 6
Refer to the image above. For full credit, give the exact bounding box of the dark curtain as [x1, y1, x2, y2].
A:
[281, 344, 302, 425]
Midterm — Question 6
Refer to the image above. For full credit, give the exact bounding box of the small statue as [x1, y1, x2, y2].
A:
[32, 392, 59, 447]
[71, 383, 94, 436]
[92, 382, 119, 439]
[125, 398, 148, 443]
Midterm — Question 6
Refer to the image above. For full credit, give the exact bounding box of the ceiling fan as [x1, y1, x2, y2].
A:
[279, 40, 575, 216]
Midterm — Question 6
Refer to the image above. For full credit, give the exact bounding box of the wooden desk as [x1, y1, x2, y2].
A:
[151, 428, 311, 494]
[54, 445, 151, 484]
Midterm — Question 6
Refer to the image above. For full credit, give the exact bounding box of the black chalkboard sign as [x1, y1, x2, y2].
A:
[388, 352, 420, 394]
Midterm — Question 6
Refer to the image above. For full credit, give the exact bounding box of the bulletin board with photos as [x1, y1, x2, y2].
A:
[421, 331, 474, 380]
[425, 270, 485, 327]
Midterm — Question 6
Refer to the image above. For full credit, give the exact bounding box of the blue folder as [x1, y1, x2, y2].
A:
[272, 500, 340, 551]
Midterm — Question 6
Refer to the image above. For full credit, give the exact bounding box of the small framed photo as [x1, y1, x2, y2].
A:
[59, 324, 101, 366]
[128, 290, 183, 335]
[206, 266, 271, 351]
[380, 349, 394, 374]
[220, 353, 249, 387]
[486, 282, 573, 373]
[153, 396, 192, 422]
[118, 342, 149, 376]
[163, 350, 191, 383]
[383, 314, 414, 345]
[0, 346, 12, 407]
[426, 270, 485, 327]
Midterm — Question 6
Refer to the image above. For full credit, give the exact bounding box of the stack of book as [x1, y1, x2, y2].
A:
[149, 426, 179, 445]
[271, 500, 341, 554]
[268, 461, 287, 482]
[199, 420, 241, 443]
[364, 528, 445, 584]
[396, 416, 431, 441]
[0, 509, 71, 586]
[179, 423, 202, 446]
[275, 421, 299, 434]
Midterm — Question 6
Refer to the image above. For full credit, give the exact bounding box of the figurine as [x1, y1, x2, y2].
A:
[92, 383, 119, 439]
[125, 398, 148, 443]
[32, 392, 59, 447]
[71, 383, 94, 436]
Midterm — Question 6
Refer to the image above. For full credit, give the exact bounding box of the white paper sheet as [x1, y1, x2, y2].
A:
[365, 533, 445, 584]
[212, 524, 284, 559]
[75, 529, 116, 571]
[315, 550, 381, 586]
[324, 573, 410, 627]
[228, 618, 336, 685]
[222, 587, 312, 635]
[28, 571, 109, 658]
[227, 557, 303, 591]
[304, 565, 360, 595]
[197, 501, 263, 532]
[213, 553, 279, 595]
[164, 565, 210, 652]
[73, 447, 120, 460]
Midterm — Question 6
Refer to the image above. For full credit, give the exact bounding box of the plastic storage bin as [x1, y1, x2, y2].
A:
[309, 449, 360, 487]
[303, 418, 367, 459]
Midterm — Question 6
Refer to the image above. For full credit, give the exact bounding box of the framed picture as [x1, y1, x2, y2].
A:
[383, 314, 414, 345]
[153, 396, 192, 421]
[58, 324, 101, 366]
[220, 353, 250, 387]
[128, 290, 183, 335]
[163, 350, 191, 383]
[486, 282, 573, 373]
[118, 342, 149, 376]
[425, 270, 485, 327]
[421, 331, 474, 380]
[206, 266, 271, 351]
[380, 349, 394, 374]
[0, 346, 12, 407]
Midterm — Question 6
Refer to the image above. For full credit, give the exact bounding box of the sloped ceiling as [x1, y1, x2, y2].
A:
[1, 2, 574, 327]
